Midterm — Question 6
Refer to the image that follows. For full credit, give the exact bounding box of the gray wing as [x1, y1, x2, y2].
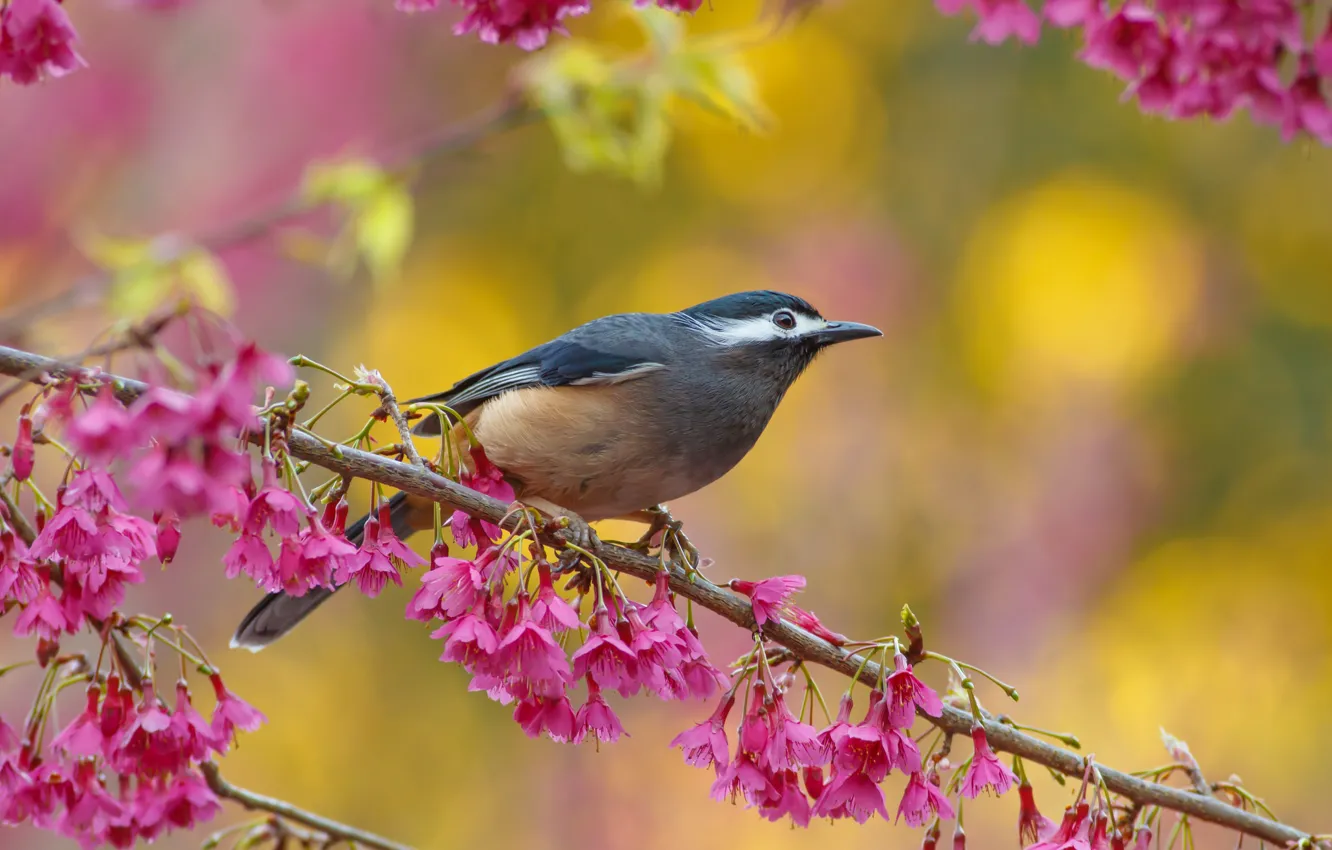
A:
[409, 314, 674, 436]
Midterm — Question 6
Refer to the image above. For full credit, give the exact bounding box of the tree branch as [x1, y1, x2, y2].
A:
[0, 343, 1313, 848]
[200, 762, 416, 850]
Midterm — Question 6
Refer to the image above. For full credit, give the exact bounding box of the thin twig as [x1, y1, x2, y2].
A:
[200, 762, 416, 850]
[0, 344, 1316, 849]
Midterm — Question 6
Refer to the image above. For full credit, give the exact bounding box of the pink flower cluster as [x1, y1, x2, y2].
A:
[5, 469, 153, 641]
[936, 0, 1332, 143]
[0, 671, 262, 848]
[408, 454, 727, 743]
[393, 0, 704, 51]
[674, 651, 1018, 828]
[0, 0, 85, 85]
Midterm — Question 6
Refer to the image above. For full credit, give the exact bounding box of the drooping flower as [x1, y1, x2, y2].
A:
[64, 391, 136, 464]
[1018, 779, 1058, 844]
[0, 0, 87, 85]
[574, 679, 624, 745]
[960, 725, 1017, 798]
[208, 673, 266, 750]
[671, 693, 734, 774]
[451, 0, 592, 52]
[729, 574, 806, 627]
[571, 607, 638, 695]
[897, 770, 955, 827]
[885, 652, 944, 728]
[513, 693, 577, 742]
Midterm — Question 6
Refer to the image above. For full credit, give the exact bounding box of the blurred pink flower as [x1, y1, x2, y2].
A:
[11, 416, 32, 482]
[0, 0, 86, 85]
[209, 673, 266, 750]
[453, 0, 591, 51]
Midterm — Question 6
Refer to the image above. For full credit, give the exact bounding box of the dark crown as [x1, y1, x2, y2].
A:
[680, 291, 821, 321]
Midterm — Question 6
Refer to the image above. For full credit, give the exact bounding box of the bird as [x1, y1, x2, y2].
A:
[231, 290, 882, 651]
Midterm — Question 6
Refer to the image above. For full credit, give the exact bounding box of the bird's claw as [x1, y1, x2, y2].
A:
[633, 505, 700, 575]
[552, 514, 600, 553]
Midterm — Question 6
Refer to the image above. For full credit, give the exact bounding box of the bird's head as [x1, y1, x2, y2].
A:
[675, 291, 881, 382]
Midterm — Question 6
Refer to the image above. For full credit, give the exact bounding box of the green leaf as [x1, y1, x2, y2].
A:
[355, 182, 414, 285]
[81, 233, 235, 320]
[519, 4, 769, 187]
[299, 158, 415, 287]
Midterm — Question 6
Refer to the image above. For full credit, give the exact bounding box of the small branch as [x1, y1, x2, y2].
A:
[200, 762, 416, 850]
[0, 96, 536, 339]
[374, 387, 424, 469]
[0, 344, 1315, 849]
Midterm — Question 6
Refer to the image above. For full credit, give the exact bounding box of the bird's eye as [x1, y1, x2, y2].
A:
[772, 310, 798, 330]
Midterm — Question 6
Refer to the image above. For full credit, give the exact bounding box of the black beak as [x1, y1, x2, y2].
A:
[811, 320, 883, 346]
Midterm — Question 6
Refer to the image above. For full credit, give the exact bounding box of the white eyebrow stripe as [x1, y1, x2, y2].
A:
[684, 313, 827, 346]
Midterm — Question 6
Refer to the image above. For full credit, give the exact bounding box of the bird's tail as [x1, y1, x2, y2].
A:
[229, 491, 420, 652]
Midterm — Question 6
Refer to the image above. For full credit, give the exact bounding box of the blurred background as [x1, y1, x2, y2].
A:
[2, 0, 1331, 847]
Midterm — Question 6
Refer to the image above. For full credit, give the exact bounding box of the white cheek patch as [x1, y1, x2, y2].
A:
[693, 313, 827, 346]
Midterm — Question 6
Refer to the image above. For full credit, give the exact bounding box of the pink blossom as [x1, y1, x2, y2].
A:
[671, 693, 733, 774]
[160, 771, 221, 831]
[336, 504, 425, 597]
[783, 603, 848, 645]
[14, 584, 70, 640]
[496, 599, 572, 694]
[1029, 803, 1092, 850]
[0, 530, 41, 604]
[288, 519, 358, 592]
[624, 607, 687, 698]
[11, 416, 33, 482]
[451, 446, 514, 542]
[0, 0, 86, 85]
[408, 554, 486, 621]
[154, 513, 181, 564]
[729, 574, 806, 627]
[126, 387, 199, 444]
[244, 475, 305, 538]
[395, 0, 441, 9]
[171, 682, 219, 762]
[1018, 780, 1058, 844]
[64, 391, 136, 463]
[452, 0, 591, 53]
[513, 693, 577, 742]
[897, 770, 955, 826]
[114, 680, 186, 778]
[710, 751, 777, 808]
[433, 608, 501, 670]
[571, 608, 638, 695]
[574, 680, 624, 744]
[1081, 3, 1167, 79]
[885, 652, 944, 728]
[812, 770, 890, 823]
[973, 0, 1041, 45]
[222, 532, 275, 590]
[50, 686, 106, 759]
[960, 725, 1017, 798]
[209, 673, 266, 750]
[758, 769, 811, 827]
[1044, 0, 1100, 27]
[529, 563, 580, 632]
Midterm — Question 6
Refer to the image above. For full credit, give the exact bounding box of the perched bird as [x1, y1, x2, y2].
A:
[231, 290, 881, 650]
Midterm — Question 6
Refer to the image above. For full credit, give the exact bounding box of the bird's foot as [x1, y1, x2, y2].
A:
[549, 512, 600, 553]
[632, 504, 701, 577]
